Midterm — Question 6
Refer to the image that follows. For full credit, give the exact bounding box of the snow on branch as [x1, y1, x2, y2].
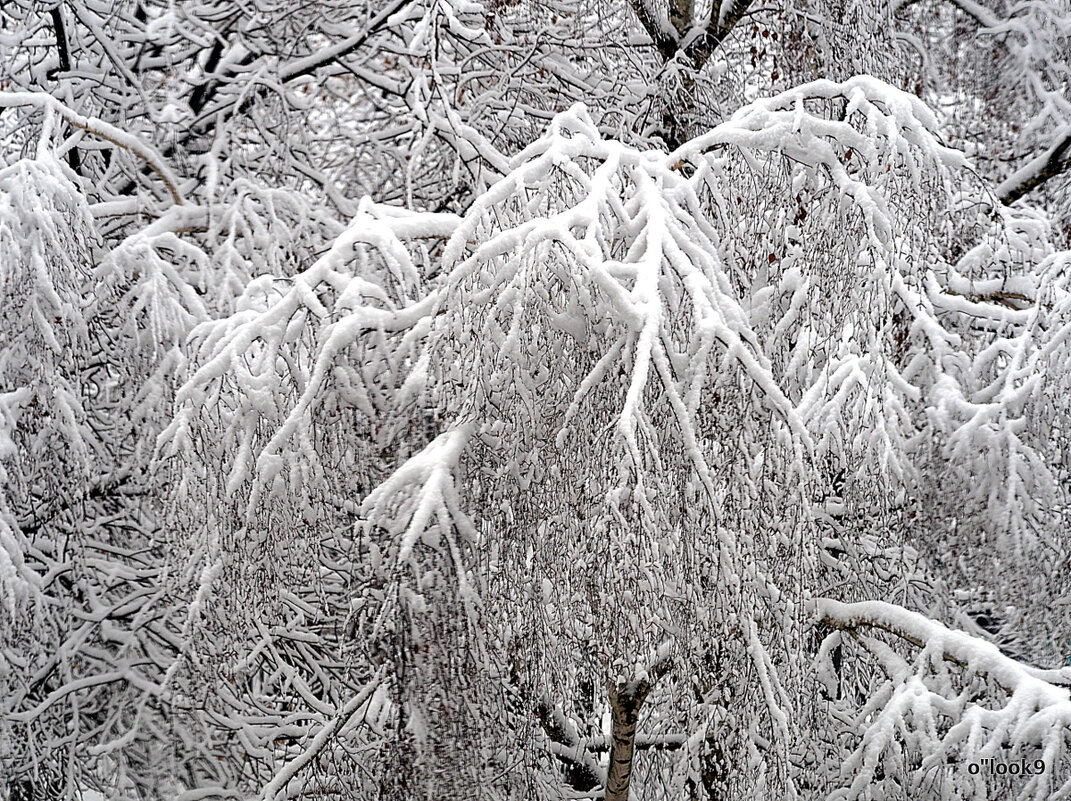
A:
[0, 155, 96, 499]
[670, 77, 969, 494]
[353, 425, 516, 798]
[666, 75, 1070, 546]
[0, 91, 186, 206]
[361, 424, 477, 571]
[817, 599, 1071, 690]
[998, 125, 1071, 205]
[161, 200, 456, 514]
[439, 102, 811, 511]
[817, 598, 1071, 800]
[257, 669, 386, 801]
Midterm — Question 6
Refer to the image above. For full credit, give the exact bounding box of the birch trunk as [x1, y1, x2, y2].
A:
[605, 684, 643, 801]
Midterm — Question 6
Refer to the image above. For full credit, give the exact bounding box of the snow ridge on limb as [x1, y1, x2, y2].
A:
[817, 598, 1071, 800]
[361, 425, 477, 569]
[670, 76, 967, 172]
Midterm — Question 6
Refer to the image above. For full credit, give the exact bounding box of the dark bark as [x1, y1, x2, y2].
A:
[626, 0, 756, 147]
[679, 0, 756, 78]
[534, 695, 603, 792]
[49, 5, 82, 175]
[627, 0, 679, 59]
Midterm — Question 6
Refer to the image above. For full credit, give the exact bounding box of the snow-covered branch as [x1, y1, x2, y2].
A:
[817, 598, 1071, 800]
[998, 126, 1071, 205]
[0, 92, 186, 206]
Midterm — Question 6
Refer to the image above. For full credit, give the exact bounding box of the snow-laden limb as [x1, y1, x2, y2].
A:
[0, 390, 32, 621]
[0, 155, 96, 504]
[429, 99, 829, 797]
[203, 182, 347, 310]
[0, 91, 185, 206]
[160, 199, 456, 542]
[361, 425, 476, 568]
[94, 208, 210, 347]
[151, 199, 465, 797]
[817, 598, 1071, 800]
[960, 3, 1071, 204]
[256, 668, 385, 801]
[670, 75, 1068, 549]
[0, 151, 201, 798]
[927, 208, 1069, 552]
[669, 77, 967, 518]
[441, 102, 809, 493]
[674, 75, 967, 172]
[1038, 252, 1071, 375]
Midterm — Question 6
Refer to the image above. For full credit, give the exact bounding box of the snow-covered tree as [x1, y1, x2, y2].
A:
[2, 1, 1071, 800]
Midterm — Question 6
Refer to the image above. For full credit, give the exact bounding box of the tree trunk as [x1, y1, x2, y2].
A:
[603, 649, 675, 801]
[605, 683, 643, 801]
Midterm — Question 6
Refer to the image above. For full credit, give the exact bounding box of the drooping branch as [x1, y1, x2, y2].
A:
[815, 599, 1071, 691]
[0, 92, 185, 206]
[815, 599, 1071, 797]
